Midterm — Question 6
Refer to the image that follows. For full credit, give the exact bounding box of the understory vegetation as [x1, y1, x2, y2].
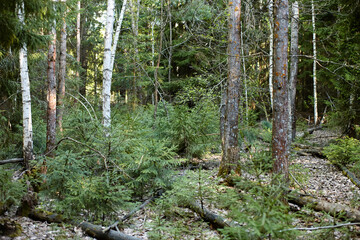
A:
[2, 102, 360, 239]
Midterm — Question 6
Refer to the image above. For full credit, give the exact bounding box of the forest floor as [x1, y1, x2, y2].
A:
[2, 129, 360, 240]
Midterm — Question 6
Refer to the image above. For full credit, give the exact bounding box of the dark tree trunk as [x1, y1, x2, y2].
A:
[272, 0, 289, 181]
[218, 0, 242, 178]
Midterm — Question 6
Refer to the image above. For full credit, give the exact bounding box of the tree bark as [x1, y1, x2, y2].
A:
[288, 1, 299, 142]
[218, 0, 242, 178]
[289, 193, 360, 222]
[312, 0, 318, 125]
[167, 0, 172, 83]
[153, 0, 164, 124]
[129, 0, 140, 109]
[272, 0, 289, 181]
[46, 3, 57, 158]
[18, 1, 34, 169]
[102, 0, 115, 132]
[268, 0, 274, 111]
[110, 0, 127, 69]
[76, 0, 81, 79]
[80, 222, 141, 240]
[57, 0, 67, 133]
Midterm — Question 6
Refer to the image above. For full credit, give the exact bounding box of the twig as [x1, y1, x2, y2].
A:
[43, 137, 108, 169]
[289, 171, 311, 196]
[66, 92, 94, 121]
[0, 158, 24, 165]
[279, 222, 360, 232]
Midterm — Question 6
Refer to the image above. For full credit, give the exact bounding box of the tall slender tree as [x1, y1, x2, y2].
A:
[58, 0, 67, 133]
[76, 0, 81, 79]
[102, 0, 115, 131]
[45, 1, 57, 157]
[218, 0, 242, 178]
[272, 0, 289, 181]
[311, 0, 318, 125]
[268, 0, 274, 111]
[288, 1, 299, 142]
[110, 0, 127, 69]
[18, 1, 34, 169]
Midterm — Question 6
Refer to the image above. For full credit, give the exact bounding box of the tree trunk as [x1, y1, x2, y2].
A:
[46, 4, 57, 158]
[240, 22, 248, 123]
[18, 1, 34, 169]
[218, 0, 242, 178]
[289, 193, 360, 222]
[58, 0, 67, 133]
[312, 0, 318, 125]
[288, 1, 299, 142]
[153, 0, 164, 124]
[129, 0, 140, 109]
[167, 0, 172, 83]
[102, 0, 115, 131]
[110, 0, 127, 69]
[80, 222, 141, 240]
[272, 0, 289, 182]
[268, 0, 274, 111]
[76, 1, 81, 79]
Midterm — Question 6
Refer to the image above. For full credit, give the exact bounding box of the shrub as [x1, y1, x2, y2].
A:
[323, 137, 360, 166]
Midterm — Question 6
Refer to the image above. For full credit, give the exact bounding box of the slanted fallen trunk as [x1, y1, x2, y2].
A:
[182, 200, 234, 229]
[289, 193, 360, 222]
[293, 144, 325, 158]
[80, 221, 142, 240]
[335, 164, 360, 190]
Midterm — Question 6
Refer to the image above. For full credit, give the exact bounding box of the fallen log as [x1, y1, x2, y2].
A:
[182, 200, 234, 229]
[335, 164, 360, 190]
[289, 193, 360, 222]
[80, 221, 142, 240]
[0, 158, 23, 165]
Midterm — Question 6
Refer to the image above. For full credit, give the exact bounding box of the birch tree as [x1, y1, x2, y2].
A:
[268, 0, 274, 111]
[76, 0, 81, 79]
[18, 1, 34, 169]
[45, 2, 57, 157]
[312, 0, 318, 125]
[218, 0, 241, 178]
[288, 1, 299, 141]
[110, 0, 127, 69]
[58, 0, 67, 133]
[272, 0, 289, 181]
[102, 0, 115, 130]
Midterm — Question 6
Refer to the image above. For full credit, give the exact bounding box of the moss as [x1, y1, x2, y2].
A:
[0, 218, 22, 237]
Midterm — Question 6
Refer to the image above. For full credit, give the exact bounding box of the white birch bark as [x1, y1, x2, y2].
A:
[18, 2, 34, 168]
[167, 0, 172, 82]
[102, 0, 115, 130]
[76, 0, 81, 78]
[110, 0, 127, 69]
[312, 0, 318, 125]
[268, 0, 274, 111]
[240, 22, 248, 123]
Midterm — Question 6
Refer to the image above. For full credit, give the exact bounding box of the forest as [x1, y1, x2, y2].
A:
[0, 0, 360, 239]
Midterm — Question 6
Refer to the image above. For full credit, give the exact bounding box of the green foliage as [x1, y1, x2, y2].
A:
[0, 167, 26, 210]
[323, 137, 360, 166]
[219, 178, 296, 240]
[147, 94, 219, 159]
